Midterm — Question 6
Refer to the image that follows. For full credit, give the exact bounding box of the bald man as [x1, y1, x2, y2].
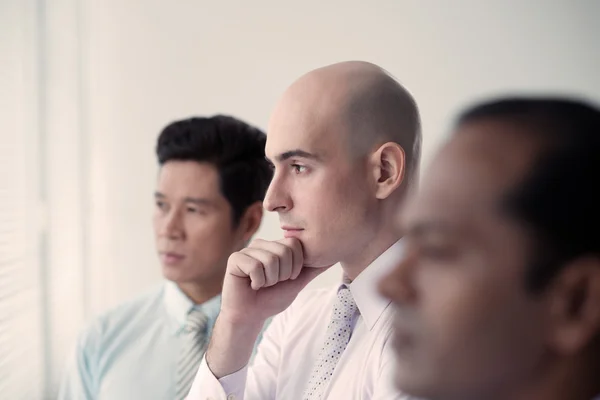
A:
[186, 61, 420, 400]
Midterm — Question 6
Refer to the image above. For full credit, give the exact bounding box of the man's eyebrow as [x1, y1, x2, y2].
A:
[154, 192, 214, 206]
[271, 149, 322, 163]
[184, 197, 214, 206]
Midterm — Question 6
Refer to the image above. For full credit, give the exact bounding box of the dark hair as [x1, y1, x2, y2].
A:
[156, 115, 273, 225]
[457, 97, 600, 292]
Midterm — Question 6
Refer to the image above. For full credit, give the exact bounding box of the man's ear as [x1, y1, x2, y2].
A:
[545, 256, 600, 355]
[237, 201, 264, 243]
[369, 142, 406, 200]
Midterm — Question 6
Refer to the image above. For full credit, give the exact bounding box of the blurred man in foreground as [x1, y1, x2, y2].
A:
[380, 97, 600, 400]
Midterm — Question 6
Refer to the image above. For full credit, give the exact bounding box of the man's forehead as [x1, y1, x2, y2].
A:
[440, 126, 537, 193]
[427, 143, 501, 201]
[265, 117, 342, 161]
[450, 121, 544, 184]
[158, 161, 219, 191]
[402, 136, 511, 231]
[266, 80, 351, 160]
[403, 122, 545, 235]
[266, 134, 324, 161]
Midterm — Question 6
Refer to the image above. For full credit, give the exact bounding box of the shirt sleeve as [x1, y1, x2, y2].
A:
[185, 358, 246, 400]
[186, 309, 289, 400]
[57, 324, 101, 400]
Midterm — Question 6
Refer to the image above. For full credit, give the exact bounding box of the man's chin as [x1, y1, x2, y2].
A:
[393, 362, 441, 400]
[161, 264, 189, 282]
[394, 375, 429, 400]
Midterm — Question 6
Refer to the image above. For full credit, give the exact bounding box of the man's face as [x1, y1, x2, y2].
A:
[154, 161, 241, 284]
[264, 92, 379, 268]
[380, 121, 551, 400]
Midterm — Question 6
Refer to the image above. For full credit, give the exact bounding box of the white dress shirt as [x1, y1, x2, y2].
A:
[187, 240, 410, 400]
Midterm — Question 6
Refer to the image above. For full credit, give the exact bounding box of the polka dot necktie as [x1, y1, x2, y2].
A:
[303, 286, 358, 399]
[175, 309, 209, 400]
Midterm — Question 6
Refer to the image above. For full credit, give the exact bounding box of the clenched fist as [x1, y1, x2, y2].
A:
[219, 237, 330, 324]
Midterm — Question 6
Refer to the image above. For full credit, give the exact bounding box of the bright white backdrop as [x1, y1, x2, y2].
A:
[2, 0, 599, 397]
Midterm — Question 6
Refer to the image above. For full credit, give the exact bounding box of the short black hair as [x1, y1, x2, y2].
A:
[457, 97, 600, 292]
[156, 115, 273, 225]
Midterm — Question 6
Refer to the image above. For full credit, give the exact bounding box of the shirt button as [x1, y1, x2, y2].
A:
[227, 395, 236, 400]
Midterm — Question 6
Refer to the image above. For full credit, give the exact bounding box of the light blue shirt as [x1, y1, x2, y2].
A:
[58, 281, 260, 400]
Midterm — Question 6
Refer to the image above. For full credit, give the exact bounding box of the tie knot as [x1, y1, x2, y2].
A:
[183, 308, 208, 334]
[331, 287, 357, 321]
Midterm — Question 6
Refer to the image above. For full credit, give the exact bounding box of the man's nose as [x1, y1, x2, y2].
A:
[161, 209, 184, 239]
[264, 174, 293, 213]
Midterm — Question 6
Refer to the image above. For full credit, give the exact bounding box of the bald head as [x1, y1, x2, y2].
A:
[265, 61, 421, 269]
[272, 61, 421, 183]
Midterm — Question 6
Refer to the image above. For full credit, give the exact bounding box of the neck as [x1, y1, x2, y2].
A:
[470, 354, 600, 400]
[177, 279, 223, 305]
[514, 356, 600, 400]
[340, 200, 403, 280]
[341, 195, 408, 280]
[340, 229, 401, 281]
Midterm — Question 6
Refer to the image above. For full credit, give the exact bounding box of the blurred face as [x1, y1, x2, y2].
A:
[264, 93, 379, 268]
[379, 121, 551, 400]
[154, 161, 242, 284]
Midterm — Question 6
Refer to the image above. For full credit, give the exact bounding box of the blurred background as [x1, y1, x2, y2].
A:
[1, 0, 599, 398]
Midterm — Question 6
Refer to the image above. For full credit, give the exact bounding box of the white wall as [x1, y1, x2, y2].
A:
[84, 0, 600, 312]
[29, 0, 600, 395]
[0, 1, 45, 397]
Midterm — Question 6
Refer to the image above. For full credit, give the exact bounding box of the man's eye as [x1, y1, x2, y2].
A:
[292, 164, 307, 174]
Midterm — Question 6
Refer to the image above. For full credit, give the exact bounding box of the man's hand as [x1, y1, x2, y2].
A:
[220, 237, 328, 324]
[206, 237, 330, 378]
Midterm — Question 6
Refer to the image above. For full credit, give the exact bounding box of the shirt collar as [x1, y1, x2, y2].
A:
[163, 280, 221, 334]
[347, 239, 403, 331]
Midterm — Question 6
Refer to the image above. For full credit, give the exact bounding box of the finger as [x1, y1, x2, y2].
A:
[259, 240, 293, 281]
[242, 248, 280, 287]
[249, 240, 295, 282]
[278, 254, 293, 282]
[229, 252, 266, 290]
[278, 238, 304, 280]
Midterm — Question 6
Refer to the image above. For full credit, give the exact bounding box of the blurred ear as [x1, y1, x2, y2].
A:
[369, 142, 406, 200]
[236, 201, 264, 243]
[545, 256, 600, 354]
